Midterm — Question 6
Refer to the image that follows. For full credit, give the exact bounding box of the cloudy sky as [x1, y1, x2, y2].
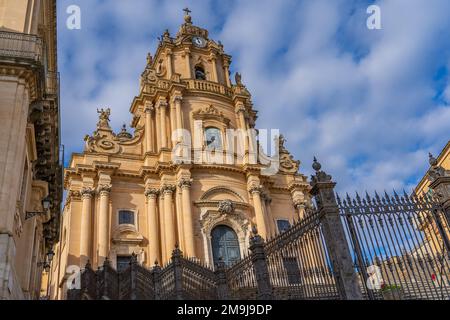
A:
[57, 0, 450, 194]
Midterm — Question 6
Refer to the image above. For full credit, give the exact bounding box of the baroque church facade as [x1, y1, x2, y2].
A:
[50, 10, 310, 299]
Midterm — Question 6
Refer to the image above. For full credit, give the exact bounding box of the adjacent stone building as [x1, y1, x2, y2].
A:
[50, 10, 310, 300]
[0, 0, 62, 300]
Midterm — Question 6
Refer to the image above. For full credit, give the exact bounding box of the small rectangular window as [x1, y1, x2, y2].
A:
[119, 210, 135, 225]
[277, 219, 291, 233]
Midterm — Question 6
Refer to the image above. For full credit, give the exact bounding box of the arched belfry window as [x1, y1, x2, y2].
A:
[211, 225, 241, 267]
[195, 65, 206, 80]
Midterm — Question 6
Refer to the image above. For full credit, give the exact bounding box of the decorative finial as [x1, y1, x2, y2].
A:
[312, 157, 322, 172]
[429, 152, 438, 166]
[183, 7, 192, 24]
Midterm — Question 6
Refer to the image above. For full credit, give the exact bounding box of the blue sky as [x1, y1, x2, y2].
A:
[56, 0, 450, 194]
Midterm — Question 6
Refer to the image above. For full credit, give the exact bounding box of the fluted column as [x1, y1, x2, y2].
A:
[145, 188, 160, 265]
[144, 102, 154, 153]
[80, 187, 94, 266]
[159, 101, 168, 148]
[179, 178, 196, 257]
[250, 186, 268, 240]
[97, 184, 111, 267]
[162, 185, 176, 258]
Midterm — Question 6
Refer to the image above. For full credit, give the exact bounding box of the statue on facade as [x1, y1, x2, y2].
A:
[96, 108, 111, 130]
[235, 72, 242, 86]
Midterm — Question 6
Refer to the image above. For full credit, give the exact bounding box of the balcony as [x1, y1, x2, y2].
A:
[0, 30, 43, 63]
[182, 79, 234, 98]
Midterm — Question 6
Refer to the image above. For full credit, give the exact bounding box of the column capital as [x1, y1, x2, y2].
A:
[172, 95, 183, 104]
[81, 187, 94, 199]
[161, 184, 176, 195]
[236, 105, 246, 114]
[293, 199, 306, 210]
[249, 185, 263, 195]
[98, 184, 112, 196]
[144, 102, 155, 113]
[145, 188, 160, 199]
[178, 178, 193, 189]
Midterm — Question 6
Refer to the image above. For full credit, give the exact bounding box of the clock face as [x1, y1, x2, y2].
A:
[204, 127, 222, 149]
[192, 36, 207, 48]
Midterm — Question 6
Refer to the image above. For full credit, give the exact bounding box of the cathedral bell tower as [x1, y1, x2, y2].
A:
[63, 9, 309, 281]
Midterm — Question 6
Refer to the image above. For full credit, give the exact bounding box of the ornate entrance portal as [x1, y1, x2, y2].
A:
[211, 226, 241, 267]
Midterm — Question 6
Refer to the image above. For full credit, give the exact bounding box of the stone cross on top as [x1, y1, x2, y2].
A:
[183, 7, 192, 24]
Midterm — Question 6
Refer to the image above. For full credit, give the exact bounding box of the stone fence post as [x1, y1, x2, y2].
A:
[152, 261, 162, 300]
[129, 253, 138, 300]
[249, 231, 273, 300]
[214, 258, 230, 300]
[309, 158, 363, 300]
[172, 246, 184, 300]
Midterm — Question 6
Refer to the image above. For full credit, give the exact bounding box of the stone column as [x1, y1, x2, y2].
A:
[174, 96, 183, 132]
[159, 101, 168, 149]
[162, 185, 176, 258]
[144, 102, 154, 153]
[184, 49, 192, 78]
[145, 188, 160, 265]
[210, 54, 218, 82]
[250, 186, 268, 240]
[97, 185, 111, 267]
[223, 59, 231, 87]
[236, 104, 249, 161]
[166, 49, 173, 79]
[80, 187, 94, 266]
[179, 178, 196, 257]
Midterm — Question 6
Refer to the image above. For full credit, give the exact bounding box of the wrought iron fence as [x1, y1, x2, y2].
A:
[339, 191, 450, 300]
[264, 210, 340, 300]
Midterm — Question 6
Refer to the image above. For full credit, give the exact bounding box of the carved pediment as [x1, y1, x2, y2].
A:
[192, 105, 230, 125]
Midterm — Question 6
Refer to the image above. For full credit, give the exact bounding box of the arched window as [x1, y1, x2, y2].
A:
[211, 225, 241, 267]
[195, 65, 206, 80]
